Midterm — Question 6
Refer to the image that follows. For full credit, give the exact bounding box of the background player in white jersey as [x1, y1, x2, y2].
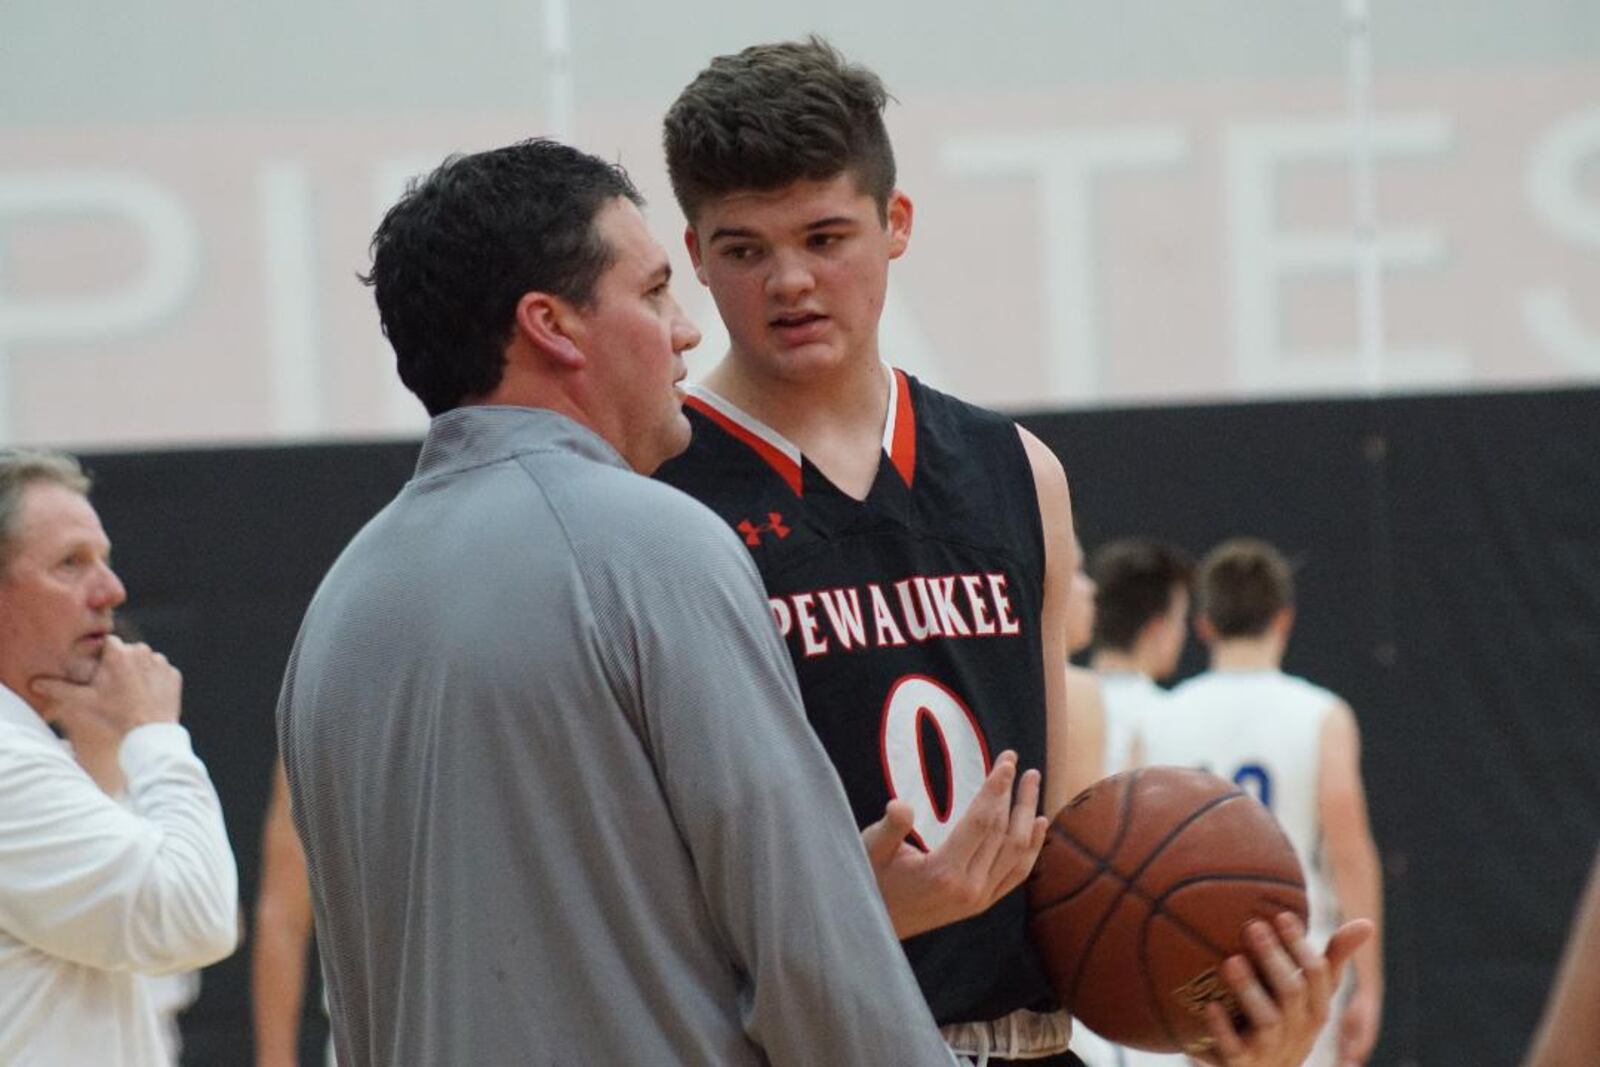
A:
[1088, 539, 1194, 774]
[1068, 547, 1192, 1067]
[1140, 538, 1385, 1066]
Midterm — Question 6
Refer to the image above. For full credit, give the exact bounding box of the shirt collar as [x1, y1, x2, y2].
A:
[0, 682, 57, 744]
[414, 406, 630, 484]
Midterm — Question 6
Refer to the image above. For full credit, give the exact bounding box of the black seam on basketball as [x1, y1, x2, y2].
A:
[1056, 780, 1184, 1004]
[1032, 859, 1303, 927]
[1107, 766, 1141, 860]
[1031, 787, 1245, 916]
[1031, 776, 1305, 1051]
[1034, 826, 1116, 904]
[1146, 872, 1310, 959]
[1058, 771, 1148, 1004]
[1120, 790, 1245, 888]
[1040, 782, 1287, 1025]
[1134, 873, 1307, 1051]
[1138, 916, 1187, 1051]
[1031, 771, 1144, 911]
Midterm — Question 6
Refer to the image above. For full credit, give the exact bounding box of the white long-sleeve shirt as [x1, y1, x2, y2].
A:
[0, 684, 238, 1067]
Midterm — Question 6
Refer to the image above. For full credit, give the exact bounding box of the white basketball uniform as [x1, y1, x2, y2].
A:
[1097, 672, 1168, 776]
[1140, 669, 1346, 1067]
[1067, 673, 1190, 1067]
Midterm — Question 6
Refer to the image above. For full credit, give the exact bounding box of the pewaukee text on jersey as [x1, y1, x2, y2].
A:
[768, 573, 1024, 658]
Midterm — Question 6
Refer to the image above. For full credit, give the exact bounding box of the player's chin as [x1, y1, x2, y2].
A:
[788, 339, 855, 375]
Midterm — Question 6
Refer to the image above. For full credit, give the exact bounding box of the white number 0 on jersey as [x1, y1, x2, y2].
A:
[879, 675, 992, 851]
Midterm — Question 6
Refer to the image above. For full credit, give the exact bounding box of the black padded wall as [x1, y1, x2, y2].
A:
[1018, 386, 1600, 1066]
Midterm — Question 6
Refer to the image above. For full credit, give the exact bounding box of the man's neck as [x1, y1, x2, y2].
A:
[0, 672, 43, 716]
[1092, 649, 1151, 678]
[1209, 636, 1283, 672]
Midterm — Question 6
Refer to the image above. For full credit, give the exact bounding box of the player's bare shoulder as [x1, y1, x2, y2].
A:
[1015, 425, 1071, 518]
[1014, 428, 1073, 585]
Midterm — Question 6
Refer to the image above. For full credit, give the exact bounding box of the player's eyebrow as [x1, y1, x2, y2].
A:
[646, 261, 672, 286]
[706, 225, 758, 243]
[803, 216, 856, 231]
[706, 216, 858, 244]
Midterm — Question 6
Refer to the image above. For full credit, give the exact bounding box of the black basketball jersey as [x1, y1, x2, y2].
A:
[656, 366, 1056, 1026]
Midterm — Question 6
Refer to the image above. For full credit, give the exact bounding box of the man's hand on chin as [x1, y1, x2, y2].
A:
[32, 635, 183, 743]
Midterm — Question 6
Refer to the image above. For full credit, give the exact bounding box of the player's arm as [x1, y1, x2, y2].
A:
[1318, 700, 1384, 1064]
[1017, 426, 1079, 818]
[1524, 849, 1600, 1066]
[1058, 667, 1106, 801]
[252, 759, 315, 1067]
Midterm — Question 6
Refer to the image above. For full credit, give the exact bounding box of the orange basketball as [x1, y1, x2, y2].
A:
[1027, 766, 1307, 1054]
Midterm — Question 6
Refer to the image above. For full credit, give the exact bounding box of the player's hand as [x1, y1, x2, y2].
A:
[860, 750, 1047, 939]
[1191, 912, 1374, 1067]
[1336, 985, 1381, 1065]
[32, 636, 183, 741]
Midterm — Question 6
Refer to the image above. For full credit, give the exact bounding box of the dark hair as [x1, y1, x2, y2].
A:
[1196, 538, 1296, 638]
[361, 139, 643, 416]
[1089, 539, 1194, 652]
[663, 36, 897, 225]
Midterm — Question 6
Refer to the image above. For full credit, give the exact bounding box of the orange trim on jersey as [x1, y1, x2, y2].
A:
[685, 394, 804, 496]
[888, 368, 917, 488]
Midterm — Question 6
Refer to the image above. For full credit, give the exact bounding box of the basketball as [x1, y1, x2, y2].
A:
[1027, 766, 1308, 1054]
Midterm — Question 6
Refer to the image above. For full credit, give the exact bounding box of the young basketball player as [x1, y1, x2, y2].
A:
[656, 39, 1370, 1066]
[1140, 539, 1385, 1066]
[1089, 538, 1194, 774]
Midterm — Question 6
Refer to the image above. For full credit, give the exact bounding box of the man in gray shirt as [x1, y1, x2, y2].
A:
[278, 139, 955, 1065]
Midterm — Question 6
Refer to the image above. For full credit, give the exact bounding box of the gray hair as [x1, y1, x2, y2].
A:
[0, 450, 91, 571]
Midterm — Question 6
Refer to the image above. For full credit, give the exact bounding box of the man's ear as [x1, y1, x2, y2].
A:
[685, 225, 708, 286]
[513, 291, 585, 369]
[1274, 606, 1296, 640]
[1194, 615, 1219, 646]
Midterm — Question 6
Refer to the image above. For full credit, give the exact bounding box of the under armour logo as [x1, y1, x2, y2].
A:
[736, 512, 791, 546]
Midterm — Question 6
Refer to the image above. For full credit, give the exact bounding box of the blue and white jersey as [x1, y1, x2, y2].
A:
[1141, 670, 1339, 943]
